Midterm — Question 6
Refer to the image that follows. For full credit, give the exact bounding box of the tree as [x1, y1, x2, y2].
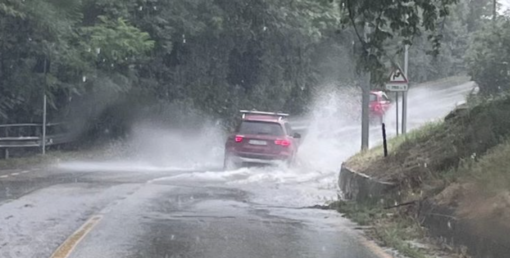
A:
[81, 16, 154, 67]
[407, 0, 470, 83]
[339, 0, 460, 84]
[466, 0, 493, 31]
[0, 0, 84, 121]
[465, 18, 510, 94]
[0, 0, 487, 141]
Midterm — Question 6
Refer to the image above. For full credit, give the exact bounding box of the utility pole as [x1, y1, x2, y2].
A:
[361, 23, 370, 151]
[402, 45, 409, 134]
[361, 73, 370, 150]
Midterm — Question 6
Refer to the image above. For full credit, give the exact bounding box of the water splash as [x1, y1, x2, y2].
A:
[298, 85, 362, 172]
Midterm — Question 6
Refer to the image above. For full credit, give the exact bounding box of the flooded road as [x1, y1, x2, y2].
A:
[0, 81, 474, 258]
[0, 168, 382, 258]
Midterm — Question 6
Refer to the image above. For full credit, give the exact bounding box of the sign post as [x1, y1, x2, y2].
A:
[386, 67, 409, 136]
[402, 45, 409, 134]
[395, 92, 399, 136]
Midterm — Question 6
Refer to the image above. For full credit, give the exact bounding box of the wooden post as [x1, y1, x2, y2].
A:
[382, 123, 388, 157]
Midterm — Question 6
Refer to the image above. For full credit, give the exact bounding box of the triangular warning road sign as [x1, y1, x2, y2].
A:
[389, 68, 408, 84]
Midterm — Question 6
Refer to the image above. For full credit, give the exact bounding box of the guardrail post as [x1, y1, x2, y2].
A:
[42, 94, 47, 155]
[4, 127, 9, 159]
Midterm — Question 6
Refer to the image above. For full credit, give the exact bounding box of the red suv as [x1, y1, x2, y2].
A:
[224, 110, 301, 170]
[369, 91, 392, 123]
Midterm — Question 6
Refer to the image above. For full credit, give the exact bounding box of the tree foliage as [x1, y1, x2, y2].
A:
[340, 0, 460, 83]
[0, 0, 493, 139]
[407, 0, 481, 83]
[81, 16, 154, 66]
[466, 17, 510, 94]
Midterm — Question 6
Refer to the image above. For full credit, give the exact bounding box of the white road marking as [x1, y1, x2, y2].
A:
[21, 170, 30, 174]
[0, 175, 9, 178]
[10, 172, 20, 176]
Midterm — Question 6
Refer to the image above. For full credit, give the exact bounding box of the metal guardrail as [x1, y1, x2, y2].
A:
[0, 123, 75, 158]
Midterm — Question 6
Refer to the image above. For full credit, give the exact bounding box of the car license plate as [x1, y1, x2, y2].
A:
[249, 140, 267, 146]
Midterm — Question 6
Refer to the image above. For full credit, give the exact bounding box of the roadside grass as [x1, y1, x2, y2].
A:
[335, 200, 384, 226]
[0, 150, 83, 170]
[455, 138, 510, 197]
[0, 144, 120, 170]
[427, 95, 510, 194]
[377, 226, 427, 258]
[346, 121, 444, 172]
[0, 151, 62, 170]
[335, 201, 429, 258]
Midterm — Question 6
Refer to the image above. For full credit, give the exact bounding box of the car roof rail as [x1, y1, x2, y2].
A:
[240, 110, 289, 120]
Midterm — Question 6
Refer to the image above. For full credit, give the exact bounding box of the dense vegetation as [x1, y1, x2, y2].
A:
[0, 0, 498, 139]
[466, 14, 510, 94]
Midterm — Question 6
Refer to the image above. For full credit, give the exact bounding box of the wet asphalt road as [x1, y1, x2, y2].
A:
[0, 168, 382, 258]
[0, 80, 475, 258]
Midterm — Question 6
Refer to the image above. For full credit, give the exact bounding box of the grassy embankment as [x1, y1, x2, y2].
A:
[338, 93, 510, 257]
[0, 144, 123, 170]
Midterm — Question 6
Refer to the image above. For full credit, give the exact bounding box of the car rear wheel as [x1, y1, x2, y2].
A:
[285, 154, 297, 169]
[223, 154, 238, 171]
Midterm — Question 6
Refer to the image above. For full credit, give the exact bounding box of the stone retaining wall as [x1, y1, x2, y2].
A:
[338, 164, 397, 202]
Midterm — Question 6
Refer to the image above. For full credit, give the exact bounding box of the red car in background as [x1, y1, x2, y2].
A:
[224, 110, 301, 170]
[369, 91, 392, 123]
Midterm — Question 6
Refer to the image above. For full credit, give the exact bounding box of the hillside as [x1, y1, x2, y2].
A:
[340, 94, 510, 257]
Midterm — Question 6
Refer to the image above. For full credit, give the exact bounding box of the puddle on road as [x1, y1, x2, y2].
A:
[57, 161, 205, 173]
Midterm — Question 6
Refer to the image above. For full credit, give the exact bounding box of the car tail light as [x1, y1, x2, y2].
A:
[275, 139, 291, 147]
[235, 135, 244, 143]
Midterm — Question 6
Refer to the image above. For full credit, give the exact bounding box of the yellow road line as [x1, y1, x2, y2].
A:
[50, 215, 103, 258]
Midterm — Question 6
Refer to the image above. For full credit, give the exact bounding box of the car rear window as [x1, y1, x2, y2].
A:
[238, 121, 284, 136]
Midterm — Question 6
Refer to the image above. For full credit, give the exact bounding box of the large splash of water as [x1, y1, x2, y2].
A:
[139, 85, 366, 206]
[57, 80, 474, 208]
[297, 85, 362, 172]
